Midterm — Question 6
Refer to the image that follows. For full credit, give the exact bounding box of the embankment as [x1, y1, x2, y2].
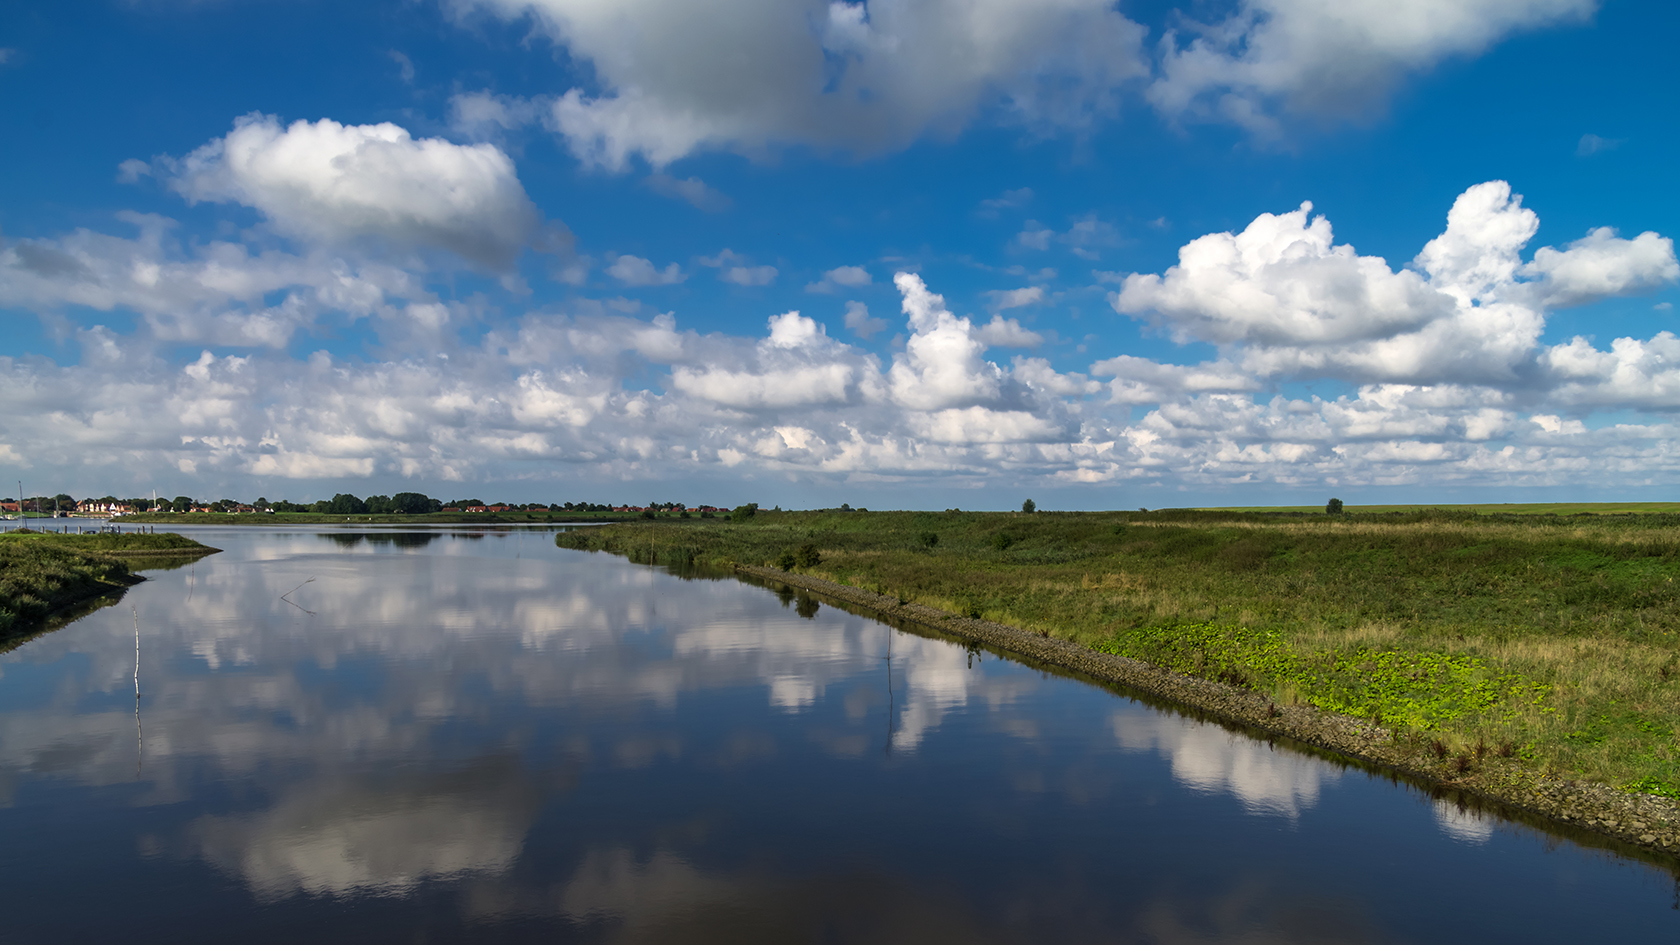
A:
[737, 562, 1680, 866]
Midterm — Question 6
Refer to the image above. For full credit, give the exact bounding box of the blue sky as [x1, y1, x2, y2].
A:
[2, 0, 1677, 509]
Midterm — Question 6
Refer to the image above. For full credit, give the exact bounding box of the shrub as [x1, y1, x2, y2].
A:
[795, 543, 821, 568]
[991, 532, 1015, 551]
[919, 531, 939, 548]
[1022, 499, 1036, 514]
[776, 550, 797, 570]
[1326, 497, 1344, 514]
[731, 503, 759, 522]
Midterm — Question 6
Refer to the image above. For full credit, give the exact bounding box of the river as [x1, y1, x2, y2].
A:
[0, 525, 1674, 942]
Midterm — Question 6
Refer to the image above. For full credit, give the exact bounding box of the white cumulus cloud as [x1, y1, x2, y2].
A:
[153, 114, 553, 270]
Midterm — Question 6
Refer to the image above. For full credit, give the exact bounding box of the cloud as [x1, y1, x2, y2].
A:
[695, 249, 774, 286]
[1012, 216, 1116, 258]
[1114, 180, 1679, 386]
[976, 187, 1033, 217]
[886, 272, 1006, 410]
[458, 0, 1150, 169]
[1013, 222, 1054, 252]
[721, 265, 777, 286]
[607, 255, 686, 286]
[645, 173, 732, 212]
[0, 49, 14, 66]
[1114, 201, 1450, 346]
[1576, 133, 1623, 156]
[0, 212, 435, 348]
[387, 49, 416, 84]
[155, 114, 553, 270]
[7, 185, 1680, 501]
[1522, 228, 1678, 308]
[974, 315, 1042, 348]
[805, 265, 872, 293]
[1089, 355, 1258, 404]
[449, 91, 547, 140]
[1149, 0, 1598, 134]
[984, 286, 1043, 312]
[842, 300, 888, 340]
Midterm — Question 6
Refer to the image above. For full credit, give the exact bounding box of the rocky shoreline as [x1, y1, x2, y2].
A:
[737, 563, 1680, 870]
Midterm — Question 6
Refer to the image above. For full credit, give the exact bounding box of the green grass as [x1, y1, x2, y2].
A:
[0, 531, 215, 635]
[1203, 502, 1680, 516]
[559, 507, 1680, 797]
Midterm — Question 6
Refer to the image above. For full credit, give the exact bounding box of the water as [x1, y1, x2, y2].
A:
[0, 526, 1674, 943]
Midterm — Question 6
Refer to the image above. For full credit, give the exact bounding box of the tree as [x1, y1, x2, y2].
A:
[391, 492, 439, 514]
[731, 503, 758, 522]
[1022, 499, 1036, 514]
[327, 493, 368, 515]
[1326, 497, 1344, 515]
[173, 496, 194, 512]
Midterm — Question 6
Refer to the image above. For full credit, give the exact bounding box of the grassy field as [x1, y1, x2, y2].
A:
[1204, 502, 1680, 516]
[559, 507, 1680, 799]
[0, 531, 213, 635]
[118, 509, 636, 526]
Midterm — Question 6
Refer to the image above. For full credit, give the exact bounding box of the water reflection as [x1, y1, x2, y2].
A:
[190, 755, 541, 900]
[0, 526, 1673, 943]
[1110, 713, 1339, 818]
[319, 531, 443, 549]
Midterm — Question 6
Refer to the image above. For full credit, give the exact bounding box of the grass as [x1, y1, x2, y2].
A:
[0, 530, 214, 636]
[558, 507, 1680, 798]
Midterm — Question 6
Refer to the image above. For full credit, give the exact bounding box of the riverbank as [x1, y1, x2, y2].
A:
[558, 508, 1680, 863]
[0, 531, 219, 636]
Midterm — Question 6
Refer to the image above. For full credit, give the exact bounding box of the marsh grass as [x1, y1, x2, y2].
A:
[0, 532, 213, 636]
[561, 508, 1680, 796]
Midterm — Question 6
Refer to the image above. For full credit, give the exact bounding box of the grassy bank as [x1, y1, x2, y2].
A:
[119, 510, 635, 526]
[0, 531, 217, 635]
[558, 508, 1680, 800]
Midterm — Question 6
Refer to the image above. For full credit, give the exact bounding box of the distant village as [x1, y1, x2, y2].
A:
[1, 492, 729, 518]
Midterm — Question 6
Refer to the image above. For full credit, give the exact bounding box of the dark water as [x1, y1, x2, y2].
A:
[0, 526, 1675, 943]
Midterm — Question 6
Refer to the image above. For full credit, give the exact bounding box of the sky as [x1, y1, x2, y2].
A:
[2, 0, 1678, 510]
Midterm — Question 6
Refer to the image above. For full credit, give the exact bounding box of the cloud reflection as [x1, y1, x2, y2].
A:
[1111, 712, 1341, 817]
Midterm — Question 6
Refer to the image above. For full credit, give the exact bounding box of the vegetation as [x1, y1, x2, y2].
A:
[558, 507, 1680, 799]
[0, 531, 213, 635]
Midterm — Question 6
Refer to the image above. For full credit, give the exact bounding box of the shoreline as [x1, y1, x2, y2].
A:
[736, 563, 1680, 870]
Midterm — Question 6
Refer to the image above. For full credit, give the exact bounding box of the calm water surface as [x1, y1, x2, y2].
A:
[1, 526, 1675, 943]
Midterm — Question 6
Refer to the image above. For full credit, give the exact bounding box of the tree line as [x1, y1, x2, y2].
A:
[19, 491, 709, 515]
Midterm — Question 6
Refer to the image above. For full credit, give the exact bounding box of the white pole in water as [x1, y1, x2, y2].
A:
[133, 607, 143, 775]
